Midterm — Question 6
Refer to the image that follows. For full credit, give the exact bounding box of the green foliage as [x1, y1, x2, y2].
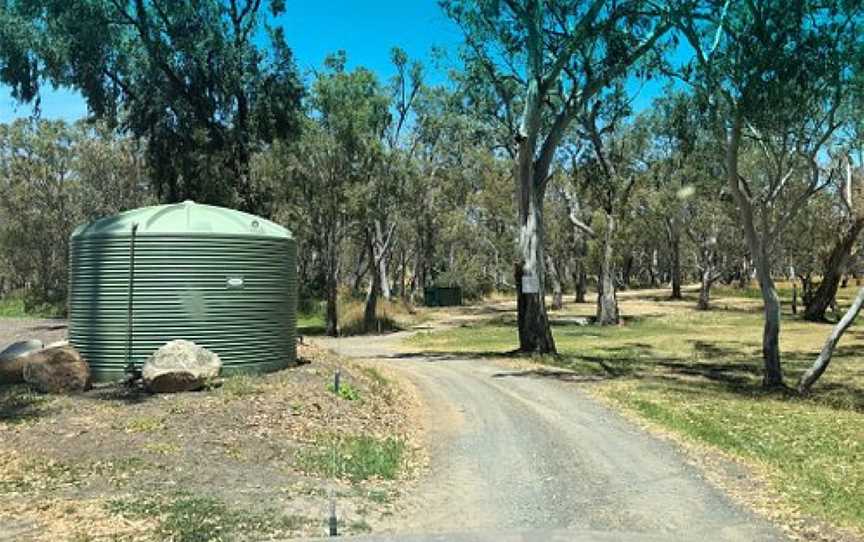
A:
[327, 381, 360, 401]
[1, 0, 303, 212]
[0, 120, 151, 309]
[107, 493, 317, 541]
[0, 293, 62, 318]
[297, 435, 406, 482]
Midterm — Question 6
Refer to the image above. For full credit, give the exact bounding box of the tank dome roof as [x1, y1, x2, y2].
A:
[72, 201, 292, 239]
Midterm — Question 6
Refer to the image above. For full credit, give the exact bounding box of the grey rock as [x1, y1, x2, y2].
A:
[0, 340, 44, 384]
[22, 346, 91, 394]
[142, 339, 221, 393]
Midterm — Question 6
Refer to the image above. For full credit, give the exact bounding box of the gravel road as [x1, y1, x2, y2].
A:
[312, 331, 786, 542]
[0, 318, 67, 349]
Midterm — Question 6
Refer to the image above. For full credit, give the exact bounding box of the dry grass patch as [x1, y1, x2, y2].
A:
[0, 343, 421, 540]
[408, 285, 864, 539]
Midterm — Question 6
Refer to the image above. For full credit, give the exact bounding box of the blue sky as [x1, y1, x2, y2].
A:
[0, 1, 462, 123]
[0, 1, 675, 122]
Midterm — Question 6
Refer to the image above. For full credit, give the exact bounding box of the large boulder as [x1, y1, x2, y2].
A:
[142, 340, 221, 393]
[21, 346, 91, 394]
[0, 340, 44, 384]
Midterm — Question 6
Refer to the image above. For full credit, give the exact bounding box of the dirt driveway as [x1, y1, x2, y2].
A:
[312, 328, 787, 541]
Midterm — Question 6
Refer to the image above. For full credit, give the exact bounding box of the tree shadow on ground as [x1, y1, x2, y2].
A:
[0, 384, 50, 424]
[382, 350, 518, 363]
[26, 322, 67, 332]
[492, 368, 610, 383]
[87, 383, 153, 405]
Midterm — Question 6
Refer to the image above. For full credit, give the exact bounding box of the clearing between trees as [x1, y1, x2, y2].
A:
[407, 286, 864, 541]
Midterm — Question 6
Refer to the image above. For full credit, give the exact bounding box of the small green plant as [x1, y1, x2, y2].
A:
[108, 493, 315, 541]
[120, 416, 165, 434]
[296, 435, 406, 481]
[327, 382, 360, 401]
[349, 518, 372, 533]
[221, 374, 262, 398]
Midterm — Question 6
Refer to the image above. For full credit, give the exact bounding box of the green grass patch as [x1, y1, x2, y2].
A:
[327, 381, 360, 401]
[107, 493, 319, 541]
[296, 435, 406, 482]
[604, 382, 864, 528]
[0, 294, 63, 318]
[408, 290, 864, 532]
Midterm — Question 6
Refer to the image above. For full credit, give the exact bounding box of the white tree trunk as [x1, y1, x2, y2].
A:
[798, 286, 864, 393]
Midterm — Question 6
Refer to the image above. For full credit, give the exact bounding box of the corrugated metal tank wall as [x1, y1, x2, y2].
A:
[68, 201, 297, 381]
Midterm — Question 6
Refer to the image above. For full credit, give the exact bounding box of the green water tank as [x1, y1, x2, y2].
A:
[69, 201, 297, 381]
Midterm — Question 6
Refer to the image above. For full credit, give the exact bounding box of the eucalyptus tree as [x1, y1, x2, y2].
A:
[407, 83, 507, 301]
[360, 48, 424, 330]
[0, 120, 150, 309]
[565, 89, 651, 325]
[442, 0, 681, 352]
[681, 0, 864, 387]
[0, 0, 303, 213]
[267, 53, 388, 336]
[803, 160, 864, 321]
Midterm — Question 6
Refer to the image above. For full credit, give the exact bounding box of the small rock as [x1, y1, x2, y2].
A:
[0, 340, 44, 384]
[21, 346, 92, 394]
[142, 339, 221, 393]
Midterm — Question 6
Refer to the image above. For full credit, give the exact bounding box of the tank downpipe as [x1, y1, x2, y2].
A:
[124, 223, 140, 383]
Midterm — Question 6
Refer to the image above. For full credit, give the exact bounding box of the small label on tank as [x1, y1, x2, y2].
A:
[226, 276, 244, 289]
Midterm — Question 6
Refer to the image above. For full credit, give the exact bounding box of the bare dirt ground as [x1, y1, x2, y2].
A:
[0, 318, 68, 348]
[312, 310, 789, 542]
[0, 322, 422, 541]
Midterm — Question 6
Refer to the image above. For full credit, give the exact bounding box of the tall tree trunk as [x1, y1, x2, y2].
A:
[572, 261, 587, 303]
[697, 268, 714, 311]
[372, 220, 392, 300]
[666, 218, 682, 299]
[547, 256, 564, 310]
[798, 286, 864, 393]
[596, 213, 619, 325]
[514, 37, 556, 353]
[621, 254, 633, 290]
[804, 220, 864, 321]
[649, 249, 660, 287]
[363, 234, 380, 333]
[725, 116, 784, 388]
[516, 182, 556, 352]
[325, 235, 339, 337]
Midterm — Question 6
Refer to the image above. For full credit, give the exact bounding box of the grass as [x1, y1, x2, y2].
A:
[0, 385, 50, 424]
[297, 294, 426, 337]
[219, 373, 263, 398]
[107, 493, 319, 541]
[119, 415, 165, 434]
[328, 381, 361, 401]
[408, 284, 864, 534]
[296, 434, 406, 482]
[0, 293, 63, 318]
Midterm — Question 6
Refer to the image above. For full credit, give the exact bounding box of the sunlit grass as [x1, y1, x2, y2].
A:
[407, 284, 864, 532]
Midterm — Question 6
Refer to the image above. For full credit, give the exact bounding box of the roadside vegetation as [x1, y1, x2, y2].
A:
[298, 294, 427, 337]
[0, 344, 419, 540]
[408, 286, 864, 537]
